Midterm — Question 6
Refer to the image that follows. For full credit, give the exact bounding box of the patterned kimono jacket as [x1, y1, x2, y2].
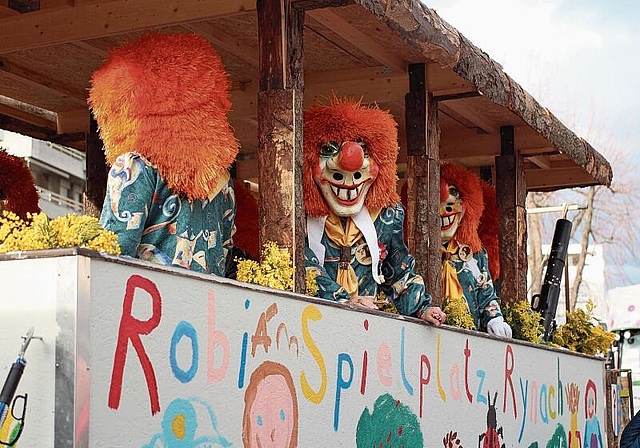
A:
[305, 204, 432, 317]
[442, 241, 503, 331]
[100, 152, 236, 276]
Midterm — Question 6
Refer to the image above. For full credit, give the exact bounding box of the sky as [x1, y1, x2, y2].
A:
[423, 0, 640, 289]
[423, 0, 640, 158]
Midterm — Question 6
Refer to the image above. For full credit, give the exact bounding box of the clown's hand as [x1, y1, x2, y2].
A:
[487, 316, 512, 338]
[347, 295, 378, 310]
[420, 307, 446, 326]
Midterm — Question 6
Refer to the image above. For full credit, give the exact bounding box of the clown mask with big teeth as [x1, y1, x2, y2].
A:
[440, 179, 465, 245]
[313, 139, 379, 217]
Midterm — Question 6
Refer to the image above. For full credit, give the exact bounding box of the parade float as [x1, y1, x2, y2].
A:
[0, 0, 622, 446]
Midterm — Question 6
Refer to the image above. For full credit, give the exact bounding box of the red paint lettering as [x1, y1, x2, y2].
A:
[464, 339, 473, 403]
[419, 354, 431, 418]
[503, 344, 517, 418]
[108, 275, 162, 415]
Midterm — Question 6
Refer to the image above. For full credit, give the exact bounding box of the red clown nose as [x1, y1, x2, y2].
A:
[440, 180, 450, 202]
[338, 141, 365, 171]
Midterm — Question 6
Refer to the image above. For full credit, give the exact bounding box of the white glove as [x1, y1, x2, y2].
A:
[487, 316, 512, 338]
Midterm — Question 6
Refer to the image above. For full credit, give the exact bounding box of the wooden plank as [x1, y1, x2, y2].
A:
[308, 8, 406, 74]
[495, 126, 527, 304]
[257, 0, 305, 293]
[183, 22, 258, 67]
[0, 2, 19, 16]
[405, 64, 426, 157]
[405, 64, 441, 304]
[56, 108, 89, 134]
[0, 59, 87, 100]
[0, 0, 256, 54]
[453, 33, 612, 187]
[525, 167, 597, 191]
[405, 65, 442, 306]
[0, 112, 56, 140]
[290, 0, 351, 10]
[83, 114, 106, 218]
[526, 155, 551, 170]
[229, 66, 410, 120]
[40, 0, 74, 10]
[438, 97, 500, 135]
[0, 102, 55, 128]
[440, 125, 552, 160]
[71, 40, 109, 58]
[424, 94, 442, 304]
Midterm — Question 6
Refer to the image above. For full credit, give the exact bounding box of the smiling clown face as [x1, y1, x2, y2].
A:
[312, 139, 379, 217]
[440, 180, 466, 244]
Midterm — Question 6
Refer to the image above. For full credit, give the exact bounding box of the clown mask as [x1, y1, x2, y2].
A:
[440, 180, 465, 244]
[313, 139, 379, 217]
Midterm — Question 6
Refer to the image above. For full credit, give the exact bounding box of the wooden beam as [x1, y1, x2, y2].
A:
[71, 41, 108, 58]
[496, 126, 527, 304]
[405, 62, 441, 304]
[0, 2, 19, 16]
[0, 113, 56, 141]
[183, 22, 258, 67]
[526, 155, 551, 170]
[307, 8, 406, 74]
[0, 59, 87, 101]
[290, 0, 351, 10]
[0, 103, 55, 128]
[440, 125, 552, 160]
[439, 98, 499, 134]
[229, 66, 410, 118]
[257, 0, 305, 293]
[56, 108, 89, 134]
[229, 66, 500, 122]
[526, 167, 597, 191]
[0, 0, 256, 53]
[40, 0, 74, 10]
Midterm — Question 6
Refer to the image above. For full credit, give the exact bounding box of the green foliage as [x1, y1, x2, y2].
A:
[502, 300, 543, 344]
[443, 295, 476, 330]
[375, 292, 399, 314]
[236, 241, 318, 295]
[552, 301, 615, 356]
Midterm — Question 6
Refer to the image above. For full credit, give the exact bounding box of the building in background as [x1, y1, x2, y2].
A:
[0, 130, 85, 217]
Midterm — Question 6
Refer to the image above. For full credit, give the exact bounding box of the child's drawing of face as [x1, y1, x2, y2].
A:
[243, 361, 298, 448]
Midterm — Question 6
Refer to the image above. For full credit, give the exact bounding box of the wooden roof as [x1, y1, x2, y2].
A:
[0, 0, 612, 191]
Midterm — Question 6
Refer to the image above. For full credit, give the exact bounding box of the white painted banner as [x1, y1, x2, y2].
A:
[0, 252, 607, 448]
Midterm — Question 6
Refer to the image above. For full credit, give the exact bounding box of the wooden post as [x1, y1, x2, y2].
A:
[83, 114, 107, 218]
[405, 63, 441, 304]
[257, 0, 305, 293]
[495, 125, 527, 304]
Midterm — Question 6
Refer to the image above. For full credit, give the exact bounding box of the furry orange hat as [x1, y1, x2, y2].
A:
[440, 163, 484, 253]
[88, 32, 239, 200]
[0, 149, 40, 220]
[478, 182, 500, 280]
[303, 98, 400, 217]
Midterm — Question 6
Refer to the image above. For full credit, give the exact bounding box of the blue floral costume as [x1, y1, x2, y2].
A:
[305, 204, 433, 317]
[443, 244, 503, 331]
[100, 152, 236, 276]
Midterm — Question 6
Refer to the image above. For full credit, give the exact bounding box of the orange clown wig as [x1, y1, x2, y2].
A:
[0, 149, 40, 220]
[440, 163, 484, 253]
[478, 181, 500, 280]
[303, 98, 400, 217]
[88, 32, 239, 200]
